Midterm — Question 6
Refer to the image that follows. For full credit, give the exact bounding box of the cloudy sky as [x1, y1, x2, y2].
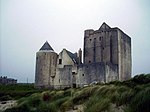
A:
[0, 0, 150, 83]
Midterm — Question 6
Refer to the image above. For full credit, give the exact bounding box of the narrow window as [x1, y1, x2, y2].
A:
[59, 79, 60, 83]
[82, 74, 84, 76]
[89, 60, 91, 63]
[72, 72, 75, 75]
[90, 39, 92, 41]
[59, 59, 62, 64]
[53, 60, 55, 65]
[99, 37, 102, 41]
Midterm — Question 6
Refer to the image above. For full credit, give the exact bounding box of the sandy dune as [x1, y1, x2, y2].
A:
[0, 100, 17, 111]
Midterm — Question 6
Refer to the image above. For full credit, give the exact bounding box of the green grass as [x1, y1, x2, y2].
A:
[84, 96, 111, 112]
[3, 74, 150, 112]
[0, 84, 43, 100]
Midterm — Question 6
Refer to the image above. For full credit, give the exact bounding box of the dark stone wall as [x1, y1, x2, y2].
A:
[77, 62, 105, 86]
[83, 25, 131, 82]
[83, 28, 119, 65]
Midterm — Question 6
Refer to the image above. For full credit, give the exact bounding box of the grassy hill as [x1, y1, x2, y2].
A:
[1, 74, 150, 112]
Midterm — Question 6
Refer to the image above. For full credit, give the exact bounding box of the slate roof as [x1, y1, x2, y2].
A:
[40, 41, 54, 51]
[66, 50, 79, 64]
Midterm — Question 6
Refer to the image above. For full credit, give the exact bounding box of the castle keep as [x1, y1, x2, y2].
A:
[35, 23, 131, 89]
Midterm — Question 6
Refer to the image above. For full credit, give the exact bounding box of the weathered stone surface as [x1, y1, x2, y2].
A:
[35, 46, 58, 88]
[35, 23, 131, 89]
[83, 23, 131, 82]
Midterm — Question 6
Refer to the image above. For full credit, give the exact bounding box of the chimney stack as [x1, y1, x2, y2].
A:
[78, 48, 82, 64]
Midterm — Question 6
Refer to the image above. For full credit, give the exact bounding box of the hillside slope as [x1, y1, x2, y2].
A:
[3, 74, 150, 112]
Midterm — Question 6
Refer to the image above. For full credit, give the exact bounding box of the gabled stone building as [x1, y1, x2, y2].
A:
[35, 22, 131, 89]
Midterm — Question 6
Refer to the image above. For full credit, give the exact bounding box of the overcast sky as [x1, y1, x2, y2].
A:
[0, 0, 150, 83]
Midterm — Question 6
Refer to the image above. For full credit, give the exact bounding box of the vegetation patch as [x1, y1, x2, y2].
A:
[1, 74, 150, 112]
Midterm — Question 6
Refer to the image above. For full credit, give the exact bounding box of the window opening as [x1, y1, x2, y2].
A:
[59, 59, 62, 64]
[99, 37, 102, 41]
[72, 72, 75, 75]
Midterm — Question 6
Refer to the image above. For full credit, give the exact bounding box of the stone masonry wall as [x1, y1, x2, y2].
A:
[117, 29, 131, 81]
[105, 63, 118, 83]
[77, 62, 105, 87]
[84, 27, 119, 65]
[35, 51, 57, 88]
[54, 65, 72, 89]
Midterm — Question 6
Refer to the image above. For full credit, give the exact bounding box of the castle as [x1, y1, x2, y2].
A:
[35, 22, 131, 89]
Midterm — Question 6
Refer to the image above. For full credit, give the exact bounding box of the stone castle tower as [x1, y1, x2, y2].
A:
[35, 41, 57, 88]
[35, 22, 131, 89]
[84, 22, 131, 81]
